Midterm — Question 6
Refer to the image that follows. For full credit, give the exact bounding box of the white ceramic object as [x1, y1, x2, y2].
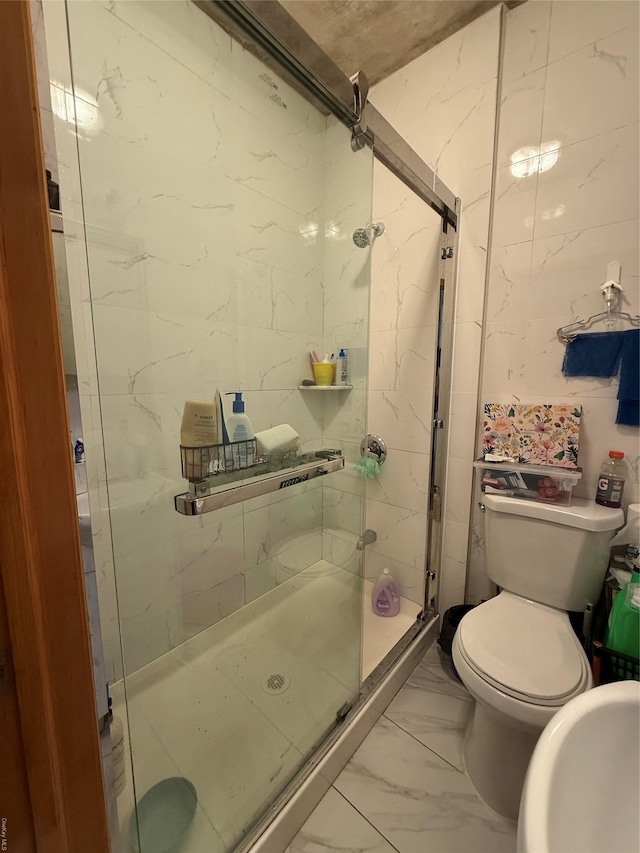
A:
[482, 493, 623, 610]
[452, 494, 622, 819]
[453, 598, 592, 820]
[518, 680, 640, 853]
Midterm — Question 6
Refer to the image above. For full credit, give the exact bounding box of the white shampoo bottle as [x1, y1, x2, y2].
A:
[225, 392, 255, 469]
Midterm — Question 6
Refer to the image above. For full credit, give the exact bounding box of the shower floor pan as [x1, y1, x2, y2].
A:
[111, 560, 418, 852]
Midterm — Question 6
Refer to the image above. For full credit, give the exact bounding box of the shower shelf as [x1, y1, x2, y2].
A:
[174, 449, 344, 516]
[298, 384, 353, 391]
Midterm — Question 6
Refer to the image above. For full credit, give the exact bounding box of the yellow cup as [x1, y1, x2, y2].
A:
[312, 362, 335, 386]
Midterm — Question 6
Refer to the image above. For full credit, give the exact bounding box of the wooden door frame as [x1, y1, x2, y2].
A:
[0, 1, 110, 850]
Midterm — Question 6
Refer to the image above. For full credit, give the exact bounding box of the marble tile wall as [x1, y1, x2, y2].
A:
[369, 8, 502, 615]
[70, 0, 332, 675]
[42, 0, 372, 677]
[469, 0, 640, 602]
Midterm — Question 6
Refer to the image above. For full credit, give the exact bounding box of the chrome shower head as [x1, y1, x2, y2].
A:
[352, 228, 371, 248]
[352, 222, 385, 248]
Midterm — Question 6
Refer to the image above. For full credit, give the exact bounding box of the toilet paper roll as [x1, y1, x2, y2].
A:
[255, 424, 300, 457]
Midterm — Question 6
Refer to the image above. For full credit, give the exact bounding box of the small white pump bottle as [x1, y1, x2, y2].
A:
[225, 392, 255, 468]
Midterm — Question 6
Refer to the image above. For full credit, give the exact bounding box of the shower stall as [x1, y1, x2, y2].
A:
[43, 1, 459, 849]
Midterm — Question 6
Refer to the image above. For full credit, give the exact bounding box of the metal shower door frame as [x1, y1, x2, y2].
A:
[195, 1, 458, 228]
[424, 213, 461, 618]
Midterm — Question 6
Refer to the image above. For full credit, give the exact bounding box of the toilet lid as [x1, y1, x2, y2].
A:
[457, 593, 586, 703]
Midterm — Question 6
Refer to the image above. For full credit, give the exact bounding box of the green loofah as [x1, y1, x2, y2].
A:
[355, 455, 380, 478]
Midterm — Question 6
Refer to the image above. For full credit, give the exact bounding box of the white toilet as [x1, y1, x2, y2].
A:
[452, 492, 623, 821]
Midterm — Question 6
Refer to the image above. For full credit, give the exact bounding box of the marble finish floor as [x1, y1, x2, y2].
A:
[286, 645, 517, 853]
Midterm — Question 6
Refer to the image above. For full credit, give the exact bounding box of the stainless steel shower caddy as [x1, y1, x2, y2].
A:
[175, 443, 344, 515]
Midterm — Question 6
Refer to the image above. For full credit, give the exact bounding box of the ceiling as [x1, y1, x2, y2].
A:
[281, 0, 521, 85]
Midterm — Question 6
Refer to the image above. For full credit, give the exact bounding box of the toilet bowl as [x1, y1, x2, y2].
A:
[453, 591, 592, 819]
[452, 493, 623, 821]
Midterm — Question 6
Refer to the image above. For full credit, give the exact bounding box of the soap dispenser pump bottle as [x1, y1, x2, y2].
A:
[371, 568, 400, 617]
[225, 392, 255, 469]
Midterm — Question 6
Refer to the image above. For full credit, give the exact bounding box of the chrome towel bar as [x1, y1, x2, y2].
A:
[175, 451, 344, 516]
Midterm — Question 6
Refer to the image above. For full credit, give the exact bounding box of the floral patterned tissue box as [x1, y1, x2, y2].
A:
[483, 403, 581, 468]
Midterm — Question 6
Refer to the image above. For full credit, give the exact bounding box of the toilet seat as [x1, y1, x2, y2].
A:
[456, 591, 590, 707]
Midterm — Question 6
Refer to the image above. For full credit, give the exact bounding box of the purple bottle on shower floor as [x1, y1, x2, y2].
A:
[371, 568, 400, 617]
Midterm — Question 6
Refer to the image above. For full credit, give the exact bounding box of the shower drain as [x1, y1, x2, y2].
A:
[262, 672, 291, 695]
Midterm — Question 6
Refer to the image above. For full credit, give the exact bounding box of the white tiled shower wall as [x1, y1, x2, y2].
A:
[468, 0, 640, 602]
[41, 0, 372, 679]
[370, 7, 502, 616]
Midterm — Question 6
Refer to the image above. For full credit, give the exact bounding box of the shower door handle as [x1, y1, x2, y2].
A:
[431, 485, 442, 523]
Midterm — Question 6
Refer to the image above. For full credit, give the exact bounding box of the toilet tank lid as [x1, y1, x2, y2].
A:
[482, 493, 624, 532]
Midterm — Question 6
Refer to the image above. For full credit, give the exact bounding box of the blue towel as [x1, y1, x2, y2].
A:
[562, 329, 639, 427]
[617, 400, 639, 427]
[562, 331, 625, 378]
[617, 329, 639, 427]
[618, 329, 639, 400]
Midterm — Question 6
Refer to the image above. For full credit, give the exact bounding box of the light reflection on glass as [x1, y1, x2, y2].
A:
[510, 141, 560, 178]
[298, 220, 319, 241]
[50, 80, 101, 133]
[324, 221, 341, 241]
[540, 204, 566, 220]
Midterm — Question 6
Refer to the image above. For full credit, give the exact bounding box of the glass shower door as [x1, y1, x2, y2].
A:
[58, 0, 373, 848]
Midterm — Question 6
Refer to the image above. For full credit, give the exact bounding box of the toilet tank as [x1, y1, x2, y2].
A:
[483, 494, 623, 611]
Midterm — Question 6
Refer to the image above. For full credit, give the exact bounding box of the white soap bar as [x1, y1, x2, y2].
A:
[255, 424, 300, 456]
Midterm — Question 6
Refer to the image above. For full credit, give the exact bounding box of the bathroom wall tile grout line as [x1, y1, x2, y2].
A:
[495, 214, 640, 253]
[545, 21, 636, 68]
